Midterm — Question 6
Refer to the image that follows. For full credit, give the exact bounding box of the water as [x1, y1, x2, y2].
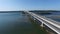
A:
[0, 12, 33, 34]
[43, 11, 60, 22]
[0, 12, 46, 34]
[35, 11, 60, 22]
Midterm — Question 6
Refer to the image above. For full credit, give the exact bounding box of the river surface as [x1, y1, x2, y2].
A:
[35, 11, 60, 22]
[0, 12, 33, 34]
[0, 12, 46, 34]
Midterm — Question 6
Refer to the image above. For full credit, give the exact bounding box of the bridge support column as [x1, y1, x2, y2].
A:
[41, 23, 44, 27]
[39, 19, 44, 27]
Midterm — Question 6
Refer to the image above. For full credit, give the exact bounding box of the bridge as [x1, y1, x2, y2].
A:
[24, 11, 60, 34]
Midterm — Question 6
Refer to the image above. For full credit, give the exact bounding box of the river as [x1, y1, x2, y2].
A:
[0, 12, 47, 34]
[35, 11, 60, 22]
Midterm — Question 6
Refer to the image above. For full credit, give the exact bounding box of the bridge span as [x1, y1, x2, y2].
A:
[24, 11, 60, 34]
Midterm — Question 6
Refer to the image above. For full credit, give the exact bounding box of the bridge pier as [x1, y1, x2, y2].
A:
[40, 21, 44, 27]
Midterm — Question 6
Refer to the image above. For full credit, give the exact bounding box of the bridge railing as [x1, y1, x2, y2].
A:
[25, 11, 60, 34]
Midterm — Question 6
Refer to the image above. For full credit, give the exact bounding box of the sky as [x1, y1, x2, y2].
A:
[0, 0, 60, 11]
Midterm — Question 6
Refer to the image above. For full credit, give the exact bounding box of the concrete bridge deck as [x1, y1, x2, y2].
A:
[24, 11, 60, 34]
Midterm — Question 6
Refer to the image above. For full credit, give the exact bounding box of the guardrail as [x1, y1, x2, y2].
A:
[25, 11, 60, 34]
